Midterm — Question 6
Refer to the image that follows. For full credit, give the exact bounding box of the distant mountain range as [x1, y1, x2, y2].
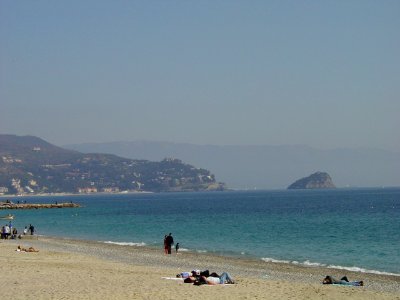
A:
[64, 141, 400, 189]
[0, 135, 224, 195]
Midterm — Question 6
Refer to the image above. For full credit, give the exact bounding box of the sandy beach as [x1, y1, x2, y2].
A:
[0, 236, 399, 299]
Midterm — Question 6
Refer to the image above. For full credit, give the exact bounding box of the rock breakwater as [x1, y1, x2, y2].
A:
[0, 202, 80, 209]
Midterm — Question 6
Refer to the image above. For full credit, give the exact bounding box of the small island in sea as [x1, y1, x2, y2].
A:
[287, 172, 336, 189]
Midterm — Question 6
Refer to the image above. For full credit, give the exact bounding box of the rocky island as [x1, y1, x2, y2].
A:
[287, 172, 336, 189]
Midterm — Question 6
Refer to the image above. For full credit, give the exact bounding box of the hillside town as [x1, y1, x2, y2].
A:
[0, 136, 225, 195]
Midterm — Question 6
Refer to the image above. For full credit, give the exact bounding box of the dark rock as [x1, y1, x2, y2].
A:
[287, 172, 336, 189]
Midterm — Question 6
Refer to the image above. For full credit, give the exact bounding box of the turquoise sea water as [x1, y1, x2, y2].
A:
[4, 188, 400, 275]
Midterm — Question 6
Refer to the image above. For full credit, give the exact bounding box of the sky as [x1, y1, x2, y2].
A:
[1, 1, 399, 151]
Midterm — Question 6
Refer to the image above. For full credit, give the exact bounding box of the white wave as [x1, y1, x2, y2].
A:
[260, 257, 324, 268]
[178, 248, 189, 252]
[261, 257, 291, 264]
[327, 265, 400, 277]
[196, 250, 208, 253]
[102, 241, 146, 247]
[261, 257, 400, 276]
[303, 260, 326, 267]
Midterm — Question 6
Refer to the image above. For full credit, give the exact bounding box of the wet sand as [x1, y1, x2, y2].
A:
[1, 236, 399, 299]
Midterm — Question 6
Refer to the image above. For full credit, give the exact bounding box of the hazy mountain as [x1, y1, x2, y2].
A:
[64, 141, 400, 189]
[0, 135, 224, 194]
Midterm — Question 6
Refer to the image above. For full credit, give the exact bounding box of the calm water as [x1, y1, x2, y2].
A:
[4, 188, 400, 275]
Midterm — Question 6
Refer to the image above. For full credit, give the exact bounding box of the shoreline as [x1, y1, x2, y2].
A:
[1, 186, 400, 199]
[0, 190, 154, 199]
[1, 235, 399, 299]
[103, 239, 400, 278]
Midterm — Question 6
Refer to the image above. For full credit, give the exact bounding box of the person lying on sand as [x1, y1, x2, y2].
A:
[203, 272, 235, 285]
[16, 245, 39, 252]
[177, 270, 209, 279]
[178, 270, 234, 285]
[176, 271, 193, 279]
[322, 275, 363, 286]
[190, 272, 235, 285]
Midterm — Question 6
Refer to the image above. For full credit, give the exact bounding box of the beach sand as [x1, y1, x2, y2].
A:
[1, 237, 399, 299]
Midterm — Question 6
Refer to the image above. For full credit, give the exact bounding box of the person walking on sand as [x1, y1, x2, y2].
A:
[165, 233, 174, 254]
[175, 242, 180, 254]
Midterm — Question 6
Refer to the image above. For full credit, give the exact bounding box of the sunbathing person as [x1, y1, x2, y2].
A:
[322, 275, 363, 286]
[202, 272, 235, 285]
[17, 245, 39, 252]
[176, 271, 192, 279]
[178, 270, 234, 285]
[177, 270, 210, 279]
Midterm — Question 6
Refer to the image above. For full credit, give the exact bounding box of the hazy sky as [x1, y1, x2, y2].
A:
[1, 1, 399, 151]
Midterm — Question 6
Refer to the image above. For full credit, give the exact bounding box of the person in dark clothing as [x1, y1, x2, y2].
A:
[163, 234, 168, 254]
[323, 275, 363, 286]
[165, 233, 174, 254]
[29, 224, 35, 235]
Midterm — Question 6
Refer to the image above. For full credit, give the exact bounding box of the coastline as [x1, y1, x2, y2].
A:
[1, 236, 399, 299]
[0, 190, 154, 199]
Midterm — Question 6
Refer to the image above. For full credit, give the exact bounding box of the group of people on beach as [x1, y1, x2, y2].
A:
[161, 232, 364, 287]
[163, 233, 179, 254]
[176, 269, 235, 285]
[1, 222, 17, 239]
[173, 270, 363, 287]
[173, 271, 364, 287]
[1, 223, 35, 240]
[163, 230, 367, 288]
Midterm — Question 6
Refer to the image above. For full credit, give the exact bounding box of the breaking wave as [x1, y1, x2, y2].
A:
[261, 257, 400, 277]
[102, 241, 147, 247]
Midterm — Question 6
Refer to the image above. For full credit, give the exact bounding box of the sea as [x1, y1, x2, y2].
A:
[4, 188, 400, 276]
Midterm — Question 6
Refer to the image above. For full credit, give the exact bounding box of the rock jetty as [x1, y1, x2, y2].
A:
[0, 202, 80, 209]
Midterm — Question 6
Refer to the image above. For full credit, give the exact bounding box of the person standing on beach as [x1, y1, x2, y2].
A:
[175, 242, 180, 254]
[8, 222, 13, 238]
[165, 233, 174, 254]
[163, 234, 168, 254]
[4, 224, 10, 239]
[29, 224, 35, 235]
